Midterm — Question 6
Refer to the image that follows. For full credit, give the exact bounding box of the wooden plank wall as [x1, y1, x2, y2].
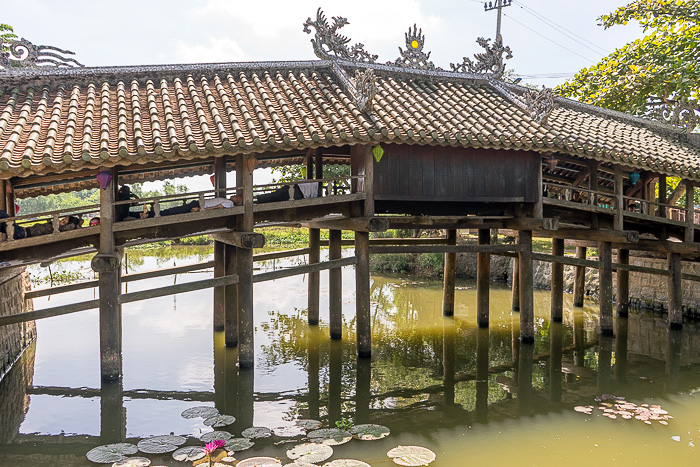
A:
[373, 144, 540, 203]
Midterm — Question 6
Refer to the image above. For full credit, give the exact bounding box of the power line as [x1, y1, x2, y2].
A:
[511, 0, 609, 56]
[503, 13, 598, 64]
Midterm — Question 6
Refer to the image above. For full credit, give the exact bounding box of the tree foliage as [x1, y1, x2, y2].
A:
[272, 164, 349, 183]
[0, 23, 16, 43]
[556, 0, 700, 128]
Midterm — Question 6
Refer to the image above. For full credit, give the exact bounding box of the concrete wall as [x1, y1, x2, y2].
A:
[0, 268, 36, 381]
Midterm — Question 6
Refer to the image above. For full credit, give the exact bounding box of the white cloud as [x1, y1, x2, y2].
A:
[174, 35, 250, 64]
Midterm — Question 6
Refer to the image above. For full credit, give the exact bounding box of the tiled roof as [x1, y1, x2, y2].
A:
[0, 59, 698, 182]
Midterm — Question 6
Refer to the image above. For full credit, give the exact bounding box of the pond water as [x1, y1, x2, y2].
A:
[1, 246, 700, 466]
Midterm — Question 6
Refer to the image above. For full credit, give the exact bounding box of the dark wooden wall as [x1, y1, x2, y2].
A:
[369, 144, 540, 203]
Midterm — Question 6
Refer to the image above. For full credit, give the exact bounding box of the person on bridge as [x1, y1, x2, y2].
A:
[255, 181, 320, 203]
[139, 196, 242, 218]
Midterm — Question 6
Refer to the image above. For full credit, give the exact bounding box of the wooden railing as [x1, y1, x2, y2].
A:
[1, 203, 100, 242]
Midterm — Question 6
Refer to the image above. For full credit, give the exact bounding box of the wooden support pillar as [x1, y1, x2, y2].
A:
[329, 229, 343, 339]
[614, 166, 624, 230]
[686, 181, 695, 243]
[616, 249, 629, 317]
[315, 147, 323, 195]
[551, 238, 564, 322]
[598, 241, 613, 335]
[573, 247, 587, 307]
[355, 231, 371, 358]
[615, 317, 629, 383]
[213, 156, 227, 330]
[237, 155, 255, 368]
[477, 229, 490, 328]
[352, 145, 374, 216]
[667, 252, 683, 329]
[93, 167, 122, 382]
[5, 180, 15, 215]
[589, 160, 599, 229]
[224, 244, 238, 347]
[328, 340, 342, 423]
[511, 256, 520, 311]
[658, 175, 667, 218]
[305, 149, 314, 182]
[0, 179, 6, 212]
[308, 228, 320, 325]
[442, 229, 457, 316]
[355, 356, 371, 425]
[534, 156, 543, 218]
[518, 230, 534, 343]
[475, 328, 489, 423]
[442, 317, 455, 406]
[549, 322, 563, 403]
[307, 327, 321, 420]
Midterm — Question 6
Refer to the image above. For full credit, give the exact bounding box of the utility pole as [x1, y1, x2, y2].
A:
[483, 0, 512, 38]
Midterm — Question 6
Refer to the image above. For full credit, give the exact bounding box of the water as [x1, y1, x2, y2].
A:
[1, 246, 700, 466]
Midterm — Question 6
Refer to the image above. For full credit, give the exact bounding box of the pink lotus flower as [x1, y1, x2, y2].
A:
[203, 439, 226, 454]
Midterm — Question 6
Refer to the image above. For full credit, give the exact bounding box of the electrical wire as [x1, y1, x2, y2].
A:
[503, 13, 598, 63]
[512, 0, 610, 56]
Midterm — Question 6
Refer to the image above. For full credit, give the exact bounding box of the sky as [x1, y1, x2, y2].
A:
[2, 0, 646, 189]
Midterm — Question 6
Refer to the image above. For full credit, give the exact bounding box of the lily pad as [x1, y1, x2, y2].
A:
[349, 424, 390, 441]
[224, 438, 255, 451]
[323, 460, 371, 467]
[307, 429, 352, 446]
[204, 414, 236, 427]
[387, 446, 436, 466]
[236, 457, 282, 467]
[172, 446, 206, 462]
[295, 419, 323, 431]
[111, 458, 151, 467]
[182, 406, 219, 419]
[274, 426, 307, 438]
[242, 427, 273, 439]
[286, 443, 333, 464]
[137, 435, 186, 454]
[200, 431, 234, 443]
[87, 443, 139, 464]
[286, 462, 320, 467]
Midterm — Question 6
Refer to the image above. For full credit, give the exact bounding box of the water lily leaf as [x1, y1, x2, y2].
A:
[224, 438, 255, 451]
[387, 446, 436, 466]
[172, 446, 206, 462]
[273, 426, 307, 438]
[286, 443, 333, 464]
[349, 424, 390, 440]
[111, 457, 151, 467]
[295, 419, 323, 431]
[323, 460, 371, 467]
[137, 435, 186, 454]
[200, 431, 233, 442]
[182, 406, 219, 419]
[242, 427, 273, 439]
[307, 429, 352, 446]
[286, 462, 320, 467]
[236, 457, 282, 467]
[204, 414, 236, 427]
[87, 443, 138, 463]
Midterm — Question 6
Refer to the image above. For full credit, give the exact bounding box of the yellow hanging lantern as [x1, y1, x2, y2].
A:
[372, 145, 384, 162]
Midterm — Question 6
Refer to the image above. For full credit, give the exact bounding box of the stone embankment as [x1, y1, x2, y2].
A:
[0, 268, 36, 381]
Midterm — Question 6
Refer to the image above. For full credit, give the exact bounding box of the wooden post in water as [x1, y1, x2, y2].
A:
[329, 229, 343, 339]
[308, 228, 320, 325]
[213, 156, 228, 331]
[511, 256, 520, 311]
[686, 181, 695, 243]
[668, 252, 683, 329]
[224, 244, 238, 347]
[573, 247, 587, 307]
[551, 238, 564, 322]
[518, 230, 534, 342]
[93, 167, 122, 382]
[237, 155, 255, 368]
[355, 231, 371, 357]
[475, 328, 489, 423]
[598, 241, 613, 335]
[617, 249, 630, 317]
[442, 229, 457, 316]
[477, 229, 490, 328]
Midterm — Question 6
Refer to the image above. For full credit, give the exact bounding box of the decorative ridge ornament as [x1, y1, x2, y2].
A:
[391, 24, 438, 70]
[0, 38, 84, 69]
[450, 34, 512, 78]
[648, 97, 699, 131]
[351, 68, 377, 112]
[524, 86, 555, 125]
[303, 8, 377, 63]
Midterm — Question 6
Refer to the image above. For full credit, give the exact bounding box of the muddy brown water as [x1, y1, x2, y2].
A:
[1, 246, 699, 466]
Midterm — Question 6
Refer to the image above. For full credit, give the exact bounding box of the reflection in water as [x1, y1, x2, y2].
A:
[4, 251, 700, 465]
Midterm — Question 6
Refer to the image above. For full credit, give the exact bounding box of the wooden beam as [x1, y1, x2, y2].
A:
[308, 228, 320, 325]
[573, 246, 586, 307]
[518, 230, 534, 343]
[477, 229, 490, 328]
[551, 238, 564, 322]
[369, 244, 522, 254]
[511, 256, 520, 312]
[549, 228, 639, 243]
[302, 216, 389, 232]
[253, 257, 357, 283]
[0, 298, 100, 327]
[355, 231, 371, 358]
[118, 275, 239, 304]
[224, 244, 238, 347]
[442, 229, 457, 317]
[572, 166, 590, 187]
[329, 229, 343, 339]
[209, 231, 265, 249]
[213, 241, 225, 331]
[668, 253, 683, 329]
[599, 241, 613, 335]
[504, 218, 559, 231]
[616, 249, 629, 317]
[686, 181, 695, 243]
[658, 175, 667, 217]
[614, 166, 624, 230]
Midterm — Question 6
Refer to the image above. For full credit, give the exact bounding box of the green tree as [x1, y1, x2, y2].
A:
[556, 0, 700, 129]
[0, 23, 16, 43]
[272, 164, 349, 184]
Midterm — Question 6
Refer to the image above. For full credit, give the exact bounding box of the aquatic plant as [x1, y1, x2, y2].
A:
[202, 439, 226, 466]
[335, 417, 354, 430]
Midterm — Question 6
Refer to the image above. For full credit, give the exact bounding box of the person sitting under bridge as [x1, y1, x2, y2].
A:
[254, 181, 320, 203]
